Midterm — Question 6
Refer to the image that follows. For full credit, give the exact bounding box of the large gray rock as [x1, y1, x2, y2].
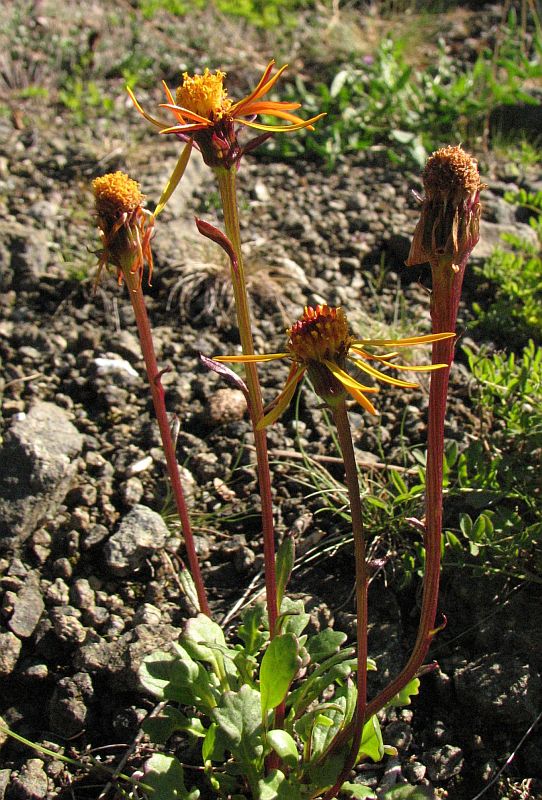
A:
[473, 219, 539, 261]
[7, 758, 48, 800]
[49, 673, 93, 738]
[104, 504, 170, 576]
[7, 575, 44, 638]
[0, 402, 83, 545]
[0, 631, 22, 677]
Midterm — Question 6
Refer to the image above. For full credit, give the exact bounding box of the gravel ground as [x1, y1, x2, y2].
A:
[1, 2, 541, 798]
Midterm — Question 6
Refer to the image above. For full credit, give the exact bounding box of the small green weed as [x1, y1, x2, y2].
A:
[58, 78, 114, 124]
[135, 0, 312, 27]
[492, 136, 542, 170]
[268, 16, 541, 166]
[138, 0, 205, 20]
[443, 341, 542, 581]
[289, 338, 542, 586]
[472, 189, 542, 346]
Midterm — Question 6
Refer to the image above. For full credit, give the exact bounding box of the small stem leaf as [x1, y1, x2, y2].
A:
[199, 355, 249, 398]
[260, 633, 300, 714]
[275, 534, 295, 608]
[386, 678, 420, 707]
[357, 715, 384, 763]
[195, 217, 240, 279]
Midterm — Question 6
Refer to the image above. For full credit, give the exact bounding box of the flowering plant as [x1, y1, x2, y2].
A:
[82, 65, 481, 800]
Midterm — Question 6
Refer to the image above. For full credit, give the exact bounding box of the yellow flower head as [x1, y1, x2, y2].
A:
[128, 60, 325, 213]
[92, 171, 154, 287]
[214, 304, 454, 427]
[406, 145, 485, 273]
[175, 69, 232, 121]
[93, 171, 143, 217]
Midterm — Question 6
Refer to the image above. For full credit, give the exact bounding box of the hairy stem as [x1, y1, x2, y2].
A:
[327, 257, 466, 750]
[321, 402, 368, 800]
[123, 269, 210, 616]
[214, 166, 278, 639]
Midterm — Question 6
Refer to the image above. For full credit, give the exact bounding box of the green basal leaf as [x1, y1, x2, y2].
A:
[288, 650, 356, 714]
[387, 678, 420, 707]
[202, 722, 218, 763]
[340, 782, 378, 799]
[275, 535, 295, 609]
[306, 629, 347, 663]
[143, 706, 205, 744]
[202, 722, 229, 764]
[294, 703, 346, 744]
[178, 567, 199, 611]
[212, 685, 264, 764]
[266, 729, 299, 768]
[260, 634, 300, 714]
[278, 597, 310, 636]
[309, 700, 346, 759]
[143, 753, 200, 800]
[340, 679, 357, 728]
[183, 614, 228, 663]
[183, 613, 239, 686]
[238, 604, 268, 656]
[257, 769, 302, 800]
[209, 770, 243, 797]
[306, 751, 344, 792]
[139, 649, 202, 704]
[139, 651, 176, 700]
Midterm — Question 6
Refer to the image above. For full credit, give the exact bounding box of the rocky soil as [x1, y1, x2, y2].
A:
[0, 2, 541, 798]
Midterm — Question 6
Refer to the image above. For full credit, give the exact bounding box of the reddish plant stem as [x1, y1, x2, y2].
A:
[124, 270, 210, 616]
[214, 167, 279, 640]
[320, 403, 368, 800]
[326, 257, 466, 755]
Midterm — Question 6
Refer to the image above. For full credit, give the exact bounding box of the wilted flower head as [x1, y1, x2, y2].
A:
[214, 304, 454, 427]
[92, 171, 154, 287]
[406, 145, 484, 273]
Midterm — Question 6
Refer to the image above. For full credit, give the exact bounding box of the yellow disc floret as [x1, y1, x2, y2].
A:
[176, 69, 232, 120]
[288, 305, 352, 365]
[92, 172, 144, 218]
